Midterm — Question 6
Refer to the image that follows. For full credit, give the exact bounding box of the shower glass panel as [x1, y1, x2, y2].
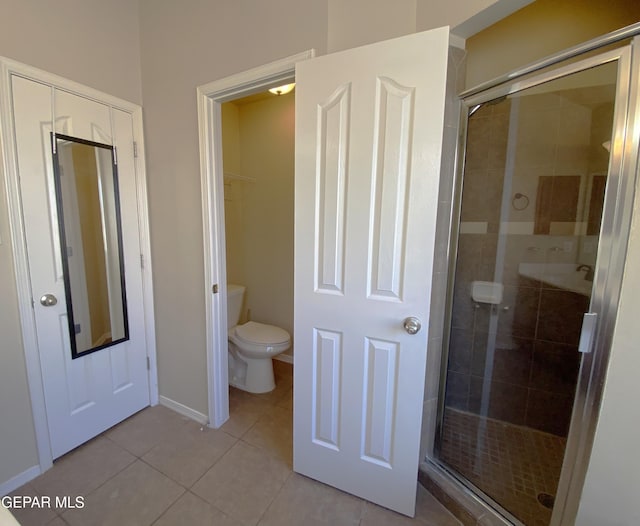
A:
[435, 61, 617, 525]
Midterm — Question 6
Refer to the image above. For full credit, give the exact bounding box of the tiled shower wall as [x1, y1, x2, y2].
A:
[443, 91, 613, 437]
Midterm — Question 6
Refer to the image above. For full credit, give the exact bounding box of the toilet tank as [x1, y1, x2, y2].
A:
[227, 284, 246, 329]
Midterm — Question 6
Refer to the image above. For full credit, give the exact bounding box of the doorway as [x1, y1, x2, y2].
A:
[434, 39, 639, 526]
[217, 87, 295, 458]
[197, 50, 313, 428]
[220, 90, 294, 364]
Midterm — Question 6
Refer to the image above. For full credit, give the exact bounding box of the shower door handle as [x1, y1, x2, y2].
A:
[578, 312, 598, 354]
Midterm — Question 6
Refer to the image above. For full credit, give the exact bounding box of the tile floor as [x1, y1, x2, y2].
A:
[8, 362, 461, 526]
[440, 408, 566, 526]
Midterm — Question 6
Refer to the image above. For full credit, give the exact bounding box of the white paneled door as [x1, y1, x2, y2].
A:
[11, 75, 150, 459]
[293, 27, 450, 516]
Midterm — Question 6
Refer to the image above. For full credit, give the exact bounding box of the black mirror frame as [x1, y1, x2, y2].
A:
[51, 133, 129, 359]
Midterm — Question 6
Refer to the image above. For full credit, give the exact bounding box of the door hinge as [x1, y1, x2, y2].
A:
[133, 141, 138, 158]
[113, 146, 118, 165]
[146, 356, 150, 370]
[212, 284, 219, 294]
[140, 254, 144, 269]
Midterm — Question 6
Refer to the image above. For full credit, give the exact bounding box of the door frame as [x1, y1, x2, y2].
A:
[197, 49, 314, 428]
[0, 57, 158, 477]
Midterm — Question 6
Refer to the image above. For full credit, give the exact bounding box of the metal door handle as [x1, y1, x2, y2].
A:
[403, 317, 422, 335]
[40, 294, 58, 307]
[578, 312, 598, 354]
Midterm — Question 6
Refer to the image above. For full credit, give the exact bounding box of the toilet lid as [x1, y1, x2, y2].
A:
[235, 321, 290, 345]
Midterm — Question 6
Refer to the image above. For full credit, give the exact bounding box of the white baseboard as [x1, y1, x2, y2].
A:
[159, 395, 208, 425]
[274, 354, 294, 365]
[0, 465, 41, 496]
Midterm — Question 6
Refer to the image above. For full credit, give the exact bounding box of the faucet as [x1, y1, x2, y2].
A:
[577, 264, 594, 281]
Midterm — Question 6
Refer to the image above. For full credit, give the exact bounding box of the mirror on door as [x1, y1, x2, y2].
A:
[52, 134, 128, 358]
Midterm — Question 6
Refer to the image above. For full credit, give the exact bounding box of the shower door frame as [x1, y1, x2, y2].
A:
[433, 26, 640, 526]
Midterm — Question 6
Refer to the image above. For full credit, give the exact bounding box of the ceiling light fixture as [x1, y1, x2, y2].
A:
[268, 83, 295, 96]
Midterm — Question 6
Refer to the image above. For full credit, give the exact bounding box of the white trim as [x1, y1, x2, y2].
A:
[274, 354, 294, 365]
[130, 115, 159, 406]
[0, 58, 55, 475]
[448, 34, 466, 50]
[197, 49, 314, 428]
[0, 56, 158, 477]
[159, 396, 208, 426]
[0, 465, 42, 497]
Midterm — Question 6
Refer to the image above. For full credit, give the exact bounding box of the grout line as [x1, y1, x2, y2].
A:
[254, 470, 295, 525]
[147, 485, 186, 526]
[57, 456, 137, 523]
[187, 437, 243, 491]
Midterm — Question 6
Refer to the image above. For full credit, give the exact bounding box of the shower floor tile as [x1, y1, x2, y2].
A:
[440, 408, 566, 526]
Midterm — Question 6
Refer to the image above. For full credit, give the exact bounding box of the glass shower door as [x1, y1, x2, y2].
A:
[435, 57, 621, 526]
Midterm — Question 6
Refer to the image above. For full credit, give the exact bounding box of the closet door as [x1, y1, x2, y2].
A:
[12, 76, 150, 458]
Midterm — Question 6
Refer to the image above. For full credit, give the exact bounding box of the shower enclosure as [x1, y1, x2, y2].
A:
[434, 29, 640, 526]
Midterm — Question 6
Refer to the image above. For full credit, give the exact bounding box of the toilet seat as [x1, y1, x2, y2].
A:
[234, 321, 290, 346]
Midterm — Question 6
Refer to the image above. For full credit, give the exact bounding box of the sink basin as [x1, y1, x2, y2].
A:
[518, 263, 593, 296]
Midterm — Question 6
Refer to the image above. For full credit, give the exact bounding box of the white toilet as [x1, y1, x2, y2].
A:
[226, 284, 291, 393]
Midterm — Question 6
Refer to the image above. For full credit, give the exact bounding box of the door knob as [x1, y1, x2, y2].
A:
[403, 317, 421, 335]
[40, 294, 58, 307]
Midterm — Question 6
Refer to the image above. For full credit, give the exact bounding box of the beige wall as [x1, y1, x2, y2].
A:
[0, 0, 142, 490]
[326, 0, 525, 52]
[0, 0, 142, 104]
[138, 0, 328, 415]
[9, 4, 639, 522]
[221, 103, 245, 287]
[137, 0, 501, 423]
[237, 94, 295, 350]
[0, 146, 38, 488]
[417, 0, 525, 34]
[223, 92, 297, 342]
[465, 0, 640, 88]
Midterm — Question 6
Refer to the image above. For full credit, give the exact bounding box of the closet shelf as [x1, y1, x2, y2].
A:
[224, 172, 256, 183]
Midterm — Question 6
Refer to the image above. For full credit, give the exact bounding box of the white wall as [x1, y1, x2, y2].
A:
[328, 0, 417, 52]
[0, 0, 142, 491]
[575, 175, 640, 525]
